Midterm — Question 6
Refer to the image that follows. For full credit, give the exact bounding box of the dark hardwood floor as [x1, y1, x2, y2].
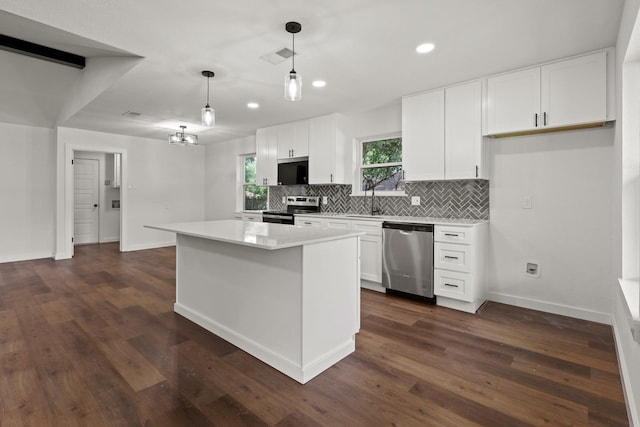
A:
[0, 243, 629, 426]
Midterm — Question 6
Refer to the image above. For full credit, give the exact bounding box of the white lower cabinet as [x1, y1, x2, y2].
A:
[433, 223, 488, 313]
[352, 220, 382, 284]
[296, 216, 383, 285]
[242, 212, 263, 222]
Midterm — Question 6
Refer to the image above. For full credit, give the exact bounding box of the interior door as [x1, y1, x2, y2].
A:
[74, 158, 100, 244]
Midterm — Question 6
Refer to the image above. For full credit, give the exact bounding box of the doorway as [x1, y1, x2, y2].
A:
[73, 158, 100, 244]
[73, 151, 122, 247]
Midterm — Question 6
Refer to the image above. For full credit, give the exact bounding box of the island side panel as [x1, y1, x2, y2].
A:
[300, 236, 360, 382]
[175, 234, 303, 371]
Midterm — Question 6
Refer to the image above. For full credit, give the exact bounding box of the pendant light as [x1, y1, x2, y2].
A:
[169, 125, 198, 146]
[284, 21, 302, 102]
[201, 70, 215, 126]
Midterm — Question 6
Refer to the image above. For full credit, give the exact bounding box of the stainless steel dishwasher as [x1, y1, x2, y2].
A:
[382, 222, 434, 300]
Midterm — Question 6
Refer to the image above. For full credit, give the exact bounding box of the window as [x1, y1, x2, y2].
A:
[242, 155, 268, 210]
[357, 136, 404, 193]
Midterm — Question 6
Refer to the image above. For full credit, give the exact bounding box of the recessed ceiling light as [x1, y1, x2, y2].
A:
[247, 102, 260, 109]
[312, 80, 326, 88]
[416, 43, 435, 54]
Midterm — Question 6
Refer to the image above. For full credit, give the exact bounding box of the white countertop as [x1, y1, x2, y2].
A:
[146, 220, 365, 250]
[296, 212, 487, 226]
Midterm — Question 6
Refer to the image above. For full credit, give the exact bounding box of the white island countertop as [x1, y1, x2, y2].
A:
[146, 220, 365, 250]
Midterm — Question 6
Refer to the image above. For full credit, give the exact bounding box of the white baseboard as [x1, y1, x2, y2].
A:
[487, 291, 611, 324]
[0, 251, 54, 263]
[360, 280, 385, 293]
[99, 237, 120, 243]
[123, 241, 175, 252]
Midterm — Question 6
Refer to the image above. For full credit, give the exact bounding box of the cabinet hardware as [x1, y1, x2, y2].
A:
[444, 283, 459, 288]
[543, 112, 547, 126]
[304, 222, 312, 225]
[475, 165, 479, 178]
[534, 113, 538, 127]
[330, 173, 333, 183]
[444, 233, 459, 237]
[444, 255, 459, 260]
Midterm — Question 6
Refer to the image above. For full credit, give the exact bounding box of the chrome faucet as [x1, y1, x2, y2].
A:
[366, 178, 381, 216]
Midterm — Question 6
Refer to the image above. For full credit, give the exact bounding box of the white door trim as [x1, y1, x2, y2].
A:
[57, 143, 128, 260]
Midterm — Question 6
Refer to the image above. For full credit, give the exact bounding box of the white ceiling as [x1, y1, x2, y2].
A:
[0, 0, 624, 144]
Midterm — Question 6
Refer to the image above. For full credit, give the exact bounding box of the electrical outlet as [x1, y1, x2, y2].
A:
[411, 196, 421, 206]
[322, 196, 328, 205]
[522, 195, 532, 209]
[282, 196, 286, 204]
[524, 260, 541, 278]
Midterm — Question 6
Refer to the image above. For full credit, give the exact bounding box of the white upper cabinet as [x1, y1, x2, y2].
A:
[402, 89, 445, 181]
[277, 120, 309, 159]
[486, 50, 609, 136]
[256, 126, 278, 186]
[486, 67, 540, 135]
[445, 81, 484, 180]
[541, 51, 607, 128]
[308, 113, 348, 184]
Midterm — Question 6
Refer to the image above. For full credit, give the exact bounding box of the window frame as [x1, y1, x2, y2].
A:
[351, 133, 406, 197]
[238, 153, 268, 211]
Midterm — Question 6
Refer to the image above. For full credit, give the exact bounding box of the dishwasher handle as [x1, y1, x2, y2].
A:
[382, 221, 433, 233]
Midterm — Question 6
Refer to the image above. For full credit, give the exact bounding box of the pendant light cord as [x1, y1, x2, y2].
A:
[206, 76, 210, 106]
[292, 32, 295, 71]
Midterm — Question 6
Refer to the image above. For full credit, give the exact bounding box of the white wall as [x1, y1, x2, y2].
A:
[488, 127, 614, 322]
[613, 1, 640, 425]
[204, 135, 255, 219]
[57, 127, 205, 256]
[0, 122, 55, 262]
[74, 151, 120, 243]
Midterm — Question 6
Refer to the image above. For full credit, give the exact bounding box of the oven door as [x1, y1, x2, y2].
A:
[262, 213, 294, 225]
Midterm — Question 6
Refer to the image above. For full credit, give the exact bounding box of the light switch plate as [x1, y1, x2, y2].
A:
[411, 196, 420, 206]
[322, 196, 328, 205]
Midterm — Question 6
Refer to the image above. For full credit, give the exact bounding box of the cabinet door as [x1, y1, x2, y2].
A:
[360, 234, 382, 283]
[308, 114, 346, 184]
[256, 127, 277, 185]
[541, 51, 607, 128]
[445, 81, 483, 179]
[277, 121, 309, 159]
[325, 218, 351, 230]
[486, 67, 541, 135]
[402, 90, 445, 181]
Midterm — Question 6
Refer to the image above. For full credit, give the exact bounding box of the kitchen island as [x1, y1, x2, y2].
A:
[146, 220, 364, 384]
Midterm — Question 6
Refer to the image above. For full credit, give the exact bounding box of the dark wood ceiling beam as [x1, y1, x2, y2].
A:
[0, 33, 85, 69]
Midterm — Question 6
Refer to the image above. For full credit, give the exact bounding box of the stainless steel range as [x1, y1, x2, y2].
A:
[262, 196, 320, 225]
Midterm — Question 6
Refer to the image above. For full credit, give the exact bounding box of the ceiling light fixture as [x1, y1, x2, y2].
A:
[284, 21, 302, 101]
[169, 125, 198, 146]
[312, 80, 326, 88]
[201, 70, 215, 126]
[247, 102, 260, 109]
[416, 43, 435, 54]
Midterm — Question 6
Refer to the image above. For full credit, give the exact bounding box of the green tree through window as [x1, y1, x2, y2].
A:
[243, 155, 267, 210]
[360, 137, 404, 192]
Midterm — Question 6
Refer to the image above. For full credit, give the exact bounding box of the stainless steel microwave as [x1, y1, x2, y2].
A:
[277, 159, 308, 185]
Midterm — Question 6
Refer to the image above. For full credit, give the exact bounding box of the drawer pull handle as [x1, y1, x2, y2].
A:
[444, 283, 459, 288]
[444, 256, 459, 260]
[444, 233, 459, 237]
[304, 222, 312, 225]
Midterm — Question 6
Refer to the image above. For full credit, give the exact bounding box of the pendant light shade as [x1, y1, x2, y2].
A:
[284, 22, 302, 102]
[285, 70, 302, 101]
[201, 70, 215, 126]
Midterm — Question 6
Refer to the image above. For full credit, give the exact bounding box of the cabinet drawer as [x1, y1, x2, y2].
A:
[434, 242, 472, 273]
[295, 218, 324, 228]
[434, 269, 473, 302]
[352, 220, 382, 236]
[434, 226, 472, 244]
[325, 219, 351, 230]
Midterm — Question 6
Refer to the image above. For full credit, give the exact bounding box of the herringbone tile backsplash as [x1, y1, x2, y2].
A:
[269, 180, 489, 220]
